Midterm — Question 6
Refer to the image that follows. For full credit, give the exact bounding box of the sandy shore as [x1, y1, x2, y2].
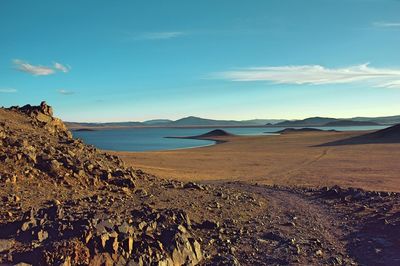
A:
[111, 130, 400, 192]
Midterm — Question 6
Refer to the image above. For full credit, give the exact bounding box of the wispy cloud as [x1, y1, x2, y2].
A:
[133, 31, 184, 40]
[54, 62, 71, 73]
[214, 64, 400, 89]
[373, 21, 400, 28]
[0, 88, 17, 93]
[13, 59, 71, 76]
[377, 80, 400, 89]
[13, 59, 55, 76]
[58, 89, 74, 95]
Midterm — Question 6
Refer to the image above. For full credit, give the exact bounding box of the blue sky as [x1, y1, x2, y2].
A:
[1, 0, 400, 122]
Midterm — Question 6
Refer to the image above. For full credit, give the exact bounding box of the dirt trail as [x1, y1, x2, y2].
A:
[205, 181, 400, 266]
[218, 182, 354, 265]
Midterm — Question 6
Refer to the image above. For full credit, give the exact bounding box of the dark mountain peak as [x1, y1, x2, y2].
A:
[178, 116, 203, 121]
[303, 116, 333, 121]
[171, 116, 240, 126]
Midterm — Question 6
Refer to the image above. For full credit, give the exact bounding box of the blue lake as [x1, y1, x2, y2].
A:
[72, 125, 388, 152]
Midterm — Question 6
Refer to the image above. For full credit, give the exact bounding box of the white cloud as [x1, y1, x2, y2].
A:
[13, 59, 70, 76]
[13, 59, 55, 76]
[58, 89, 74, 95]
[0, 88, 17, 93]
[373, 21, 400, 28]
[54, 62, 71, 73]
[135, 31, 184, 40]
[214, 64, 400, 89]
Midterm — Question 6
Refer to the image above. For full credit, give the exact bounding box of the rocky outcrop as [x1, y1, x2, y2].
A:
[0, 103, 204, 265]
[14, 101, 54, 117]
[7, 101, 70, 138]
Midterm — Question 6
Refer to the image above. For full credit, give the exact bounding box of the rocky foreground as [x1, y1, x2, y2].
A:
[0, 103, 399, 265]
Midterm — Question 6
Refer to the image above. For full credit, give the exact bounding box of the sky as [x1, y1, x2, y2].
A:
[1, 0, 400, 122]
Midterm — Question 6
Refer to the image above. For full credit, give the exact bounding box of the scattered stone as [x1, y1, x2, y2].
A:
[37, 230, 49, 242]
[184, 182, 204, 190]
[0, 239, 14, 252]
[198, 220, 219, 230]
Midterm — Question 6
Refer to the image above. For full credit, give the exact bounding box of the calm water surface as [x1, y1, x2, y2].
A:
[72, 125, 387, 152]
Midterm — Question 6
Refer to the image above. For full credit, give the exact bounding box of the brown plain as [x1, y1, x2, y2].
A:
[112, 131, 400, 192]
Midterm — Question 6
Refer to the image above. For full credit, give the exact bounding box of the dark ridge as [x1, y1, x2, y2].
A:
[274, 117, 339, 127]
[323, 120, 379, 127]
[195, 129, 233, 138]
[269, 128, 338, 134]
[317, 124, 400, 146]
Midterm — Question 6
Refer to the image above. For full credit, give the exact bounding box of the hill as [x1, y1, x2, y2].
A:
[275, 117, 383, 127]
[169, 116, 230, 126]
[165, 129, 234, 144]
[352, 115, 400, 125]
[275, 117, 339, 127]
[366, 124, 400, 141]
[323, 120, 379, 127]
[319, 124, 400, 146]
[195, 129, 233, 138]
[169, 116, 244, 126]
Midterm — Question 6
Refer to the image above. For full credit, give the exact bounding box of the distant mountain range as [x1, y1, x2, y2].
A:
[66, 115, 400, 129]
[66, 116, 284, 129]
[274, 117, 338, 127]
[323, 120, 378, 127]
[166, 116, 283, 127]
[275, 115, 400, 127]
[350, 115, 400, 125]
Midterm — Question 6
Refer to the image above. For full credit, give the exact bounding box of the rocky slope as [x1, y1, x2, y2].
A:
[0, 103, 399, 265]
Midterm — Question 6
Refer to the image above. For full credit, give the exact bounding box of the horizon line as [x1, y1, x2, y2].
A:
[62, 113, 400, 124]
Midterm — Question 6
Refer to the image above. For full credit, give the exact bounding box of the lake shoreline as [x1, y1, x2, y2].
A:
[73, 125, 388, 152]
[111, 129, 400, 192]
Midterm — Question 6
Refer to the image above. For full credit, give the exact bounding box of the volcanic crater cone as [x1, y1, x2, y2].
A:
[194, 129, 234, 138]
